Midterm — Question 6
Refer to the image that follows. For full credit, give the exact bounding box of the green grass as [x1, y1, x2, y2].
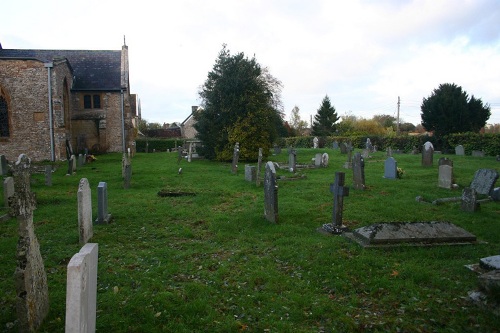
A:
[1, 149, 500, 332]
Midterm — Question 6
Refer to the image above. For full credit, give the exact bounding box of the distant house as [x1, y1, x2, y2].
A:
[0, 41, 138, 162]
[181, 106, 202, 139]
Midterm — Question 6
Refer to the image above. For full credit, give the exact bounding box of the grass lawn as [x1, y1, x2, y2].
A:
[1, 148, 500, 332]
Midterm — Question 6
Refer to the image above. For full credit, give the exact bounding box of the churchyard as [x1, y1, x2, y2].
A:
[1, 148, 500, 332]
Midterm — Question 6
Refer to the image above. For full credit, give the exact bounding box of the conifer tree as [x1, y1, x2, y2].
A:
[312, 95, 339, 136]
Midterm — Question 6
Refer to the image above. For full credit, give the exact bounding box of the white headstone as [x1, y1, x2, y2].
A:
[78, 178, 93, 244]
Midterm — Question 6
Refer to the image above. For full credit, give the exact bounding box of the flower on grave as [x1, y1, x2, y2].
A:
[397, 167, 404, 179]
[87, 155, 97, 163]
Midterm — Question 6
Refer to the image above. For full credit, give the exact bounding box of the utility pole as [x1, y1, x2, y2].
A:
[397, 96, 400, 136]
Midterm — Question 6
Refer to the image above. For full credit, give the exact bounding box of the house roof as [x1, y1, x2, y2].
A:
[0, 49, 122, 91]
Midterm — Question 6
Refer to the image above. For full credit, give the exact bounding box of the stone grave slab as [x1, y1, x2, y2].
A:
[480, 255, 500, 270]
[344, 221, 476, 247]
[470, 169, 499, 195]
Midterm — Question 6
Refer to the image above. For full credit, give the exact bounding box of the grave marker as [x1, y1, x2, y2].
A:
[332, 141, 339, 149]
[288, 148, 296, 173]
[256, 148, 263, 186]
[78, 178, 93, 244]
[384, 157, 397, 179]
[438, 165, 453, 189]
[462, 187, 479, 212]
[65, 243, 98, 333]
[352, 152, 366, 190]
[231, 142, 239, 174]
[3, 176, 14, 208]
[45, 165, 52, 186]
[472, 150, 485, 157]
[330, 172, 349, 228]
[313, 137, 319, 149]
[455, 145, 465, 156]
[264, 161, 278, 223]
[0, 154, 8, 176]
[438, 157, 453, 167]
[422, 141, 434, 166]
[11, 154, 49, 332]
[321, 153, 329, 167]
[95, 182, 112, 224]
[469, 169, 499, 196]
[343, 150, 353, 169]
[245, 165, 256, 182]
[315, 153, 322, 167]
[124, 164, 132, 189]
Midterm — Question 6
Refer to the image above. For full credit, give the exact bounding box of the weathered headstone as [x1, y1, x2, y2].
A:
[288, 148, 296, 173]
[314, 153, 322, 167]
[188, 142, 193, 162]
[362, 149, 370, 159]
[264, 161, 278, 223]
[352, 152, 366, 190]
[256, 148, 263, 186]
[11, 154, 49, 332]
[438, 165, 453, 189]
[438, 157, 453, 167]
[313, 137, 319, 149]
[78, 154, 84, 167]
[386, 147, 392, 157]
[95, 182, 112, 224]
[3, 176, 14, 208]
[332, 141, 339, 150]
[45, 165, 52, 186]
[455, 145, 465, 156]
[365, 138, 373, 152]
[231, 142, 239, 174]
[343, 150, 352, 169]
[177, 146, 183, 164]
[331, 172, 349, 228]
[245, 165, 256, 182]
[472, 150, 485, 157]
[422, 141, 434, 166]
[66, 139, 74, 159]
[462, 187, 479, 212]
[67, 155, 74, 175]
[65, 243, 98, 333]
[0, 154, 8, 176]
[72, 154, 77, 173]
[470, 169, 499, 195]
[321, 153, 329, 167]
[78, 178, 93, 244]
[384, 157, 397, 179]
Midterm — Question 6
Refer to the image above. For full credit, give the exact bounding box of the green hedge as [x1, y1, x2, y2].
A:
[135, 138, 184, 152]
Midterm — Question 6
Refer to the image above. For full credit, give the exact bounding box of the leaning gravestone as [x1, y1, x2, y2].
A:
[65, 243, 98, 333]
[455, 145, 465, 156]
[470, 169, 499, 195]
[422, 141, 434, 166]
[95, 182, 112, 224]
[0, 154, 8, 176]
[10, 154, 49, 332]
[438, 165, 453, 189]
[78, 178, 93, 244]
[264, 161, 278, 223]
[231, 142, 240, 174]
[352, 152, 366, 190]
[384, 157, 397, 179]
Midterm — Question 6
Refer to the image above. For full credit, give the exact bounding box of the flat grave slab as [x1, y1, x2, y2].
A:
[480, 255, 500, 270]
[343, 221, 477, 247]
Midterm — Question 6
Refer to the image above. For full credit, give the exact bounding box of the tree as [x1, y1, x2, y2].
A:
[289, 105, 308, 136]
[195, 45, 284, 161]
[372, 114, 396, 129]
[420, 83, 490, 138]
[311, 95, 339, 136]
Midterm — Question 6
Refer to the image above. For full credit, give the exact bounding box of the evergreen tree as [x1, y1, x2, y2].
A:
[312, 95, 339, 136]
[195, 45, 284, 161]
[421, 83, 490, 138]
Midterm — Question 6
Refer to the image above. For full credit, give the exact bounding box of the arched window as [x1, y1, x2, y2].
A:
[0, 95, 9, 137]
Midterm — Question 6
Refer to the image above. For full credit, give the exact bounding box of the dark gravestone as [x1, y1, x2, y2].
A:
[384, 157, 397, 179]
[3, 176, 14, 208]
[67, 156, 74, 175]
[288, 149, 296, 173]
[231, 142, 239, 174]
[321, 171, 350, 235]
[422, 141, 434, 167]
[11, 154, 49, 332]
[345, 221, 476, 247]
[0, 154, 8, 176]
[340, 143, 347, 154]
[264, 161, 278, 223]
[352, 152, 365, 190]
[256, 148, 263, 186]
[44, 165, 52, 186]
[95, 182, 112, 224]
[124, 164, 132, 189]
[66, 139, 74, 160]
[462, 187, 479, 212]
[470, 169, 499, 195]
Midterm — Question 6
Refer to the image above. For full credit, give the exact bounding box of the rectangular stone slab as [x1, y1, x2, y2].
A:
[344, 221, 476, 247]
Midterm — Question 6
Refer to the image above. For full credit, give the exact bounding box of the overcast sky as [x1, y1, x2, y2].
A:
[2, 0, 500, 126]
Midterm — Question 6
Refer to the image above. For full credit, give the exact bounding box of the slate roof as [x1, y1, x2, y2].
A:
[0, 49, 122, 91]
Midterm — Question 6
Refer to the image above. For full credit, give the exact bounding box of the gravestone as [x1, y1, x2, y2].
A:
[256, 148, 263, 186]
[313, 137, 319, 149]
[95, 182, 112, 224]
[462, 187, 479, 212]
[314, 153, 322, 167]
[0, 154, 8, 176]
[455, 145, 465, 156]
[321, 153, 329, 167]
[264, 161, 278, 223]
[343, 150, 353, 169]
[3, 176, 14, 208]
[273, 144, 281, 155]
[245, 165, 256, 182]
[362, 149, 370, 159]
[67, 155, 75, 175]
[177, 146, 183, 163]
[384, 157, 397, 179]
[78, 178, 93, 244]
[438, 157, 453, 167]
[66, 139, 74, 159]
[470, 169, 499, 195]
[288, 148, 296, 173]
[365, 138, 373, 152]
[386, 147, 392, 157]
[72, 154, 77, 173]
[340, 143, 347, 154]
[422, 141, 434, 166]
[65, 243, 98, 333]
[231, 142, 239, 174]
[438, 165, 453, 189]
[11, 154, 49, 332]
[78, 154, 84, 167]
[352, 152, 366, 190]
[472, 150, 485, 157]
[45, 165, 52, 186]
[332, 141, 339, 150]
[331, 172, 349, 228]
